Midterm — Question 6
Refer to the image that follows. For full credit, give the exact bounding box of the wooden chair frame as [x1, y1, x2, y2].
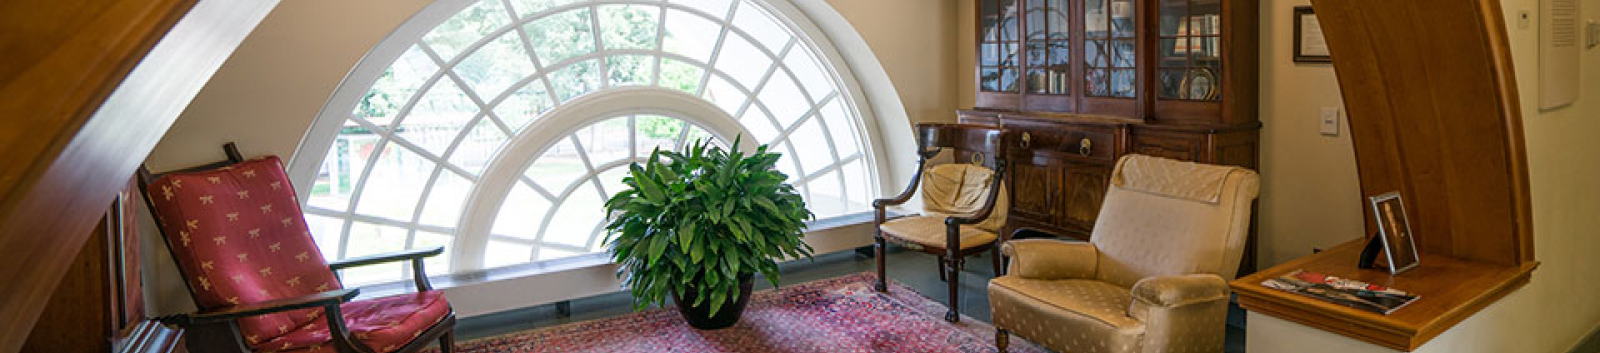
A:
[873, 124, 1010, 323]
[137, 143, 455, 353]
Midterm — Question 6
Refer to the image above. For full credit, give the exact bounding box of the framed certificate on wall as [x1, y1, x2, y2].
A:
[1294, 6, 1333, 63]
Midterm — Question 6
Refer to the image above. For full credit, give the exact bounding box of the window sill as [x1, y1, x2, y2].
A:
[356, 210, 888, 302]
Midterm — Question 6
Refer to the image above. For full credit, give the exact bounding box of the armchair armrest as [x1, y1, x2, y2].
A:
[1130, 274, 1230, 308]
[1001, 239, 1098, 280]
[328, 246, 443, 270]
[164, 288, 360, 326]
[1127, 274, 1232, 352]
[329, 246, 444, 291]
[872, 159, 927, 210]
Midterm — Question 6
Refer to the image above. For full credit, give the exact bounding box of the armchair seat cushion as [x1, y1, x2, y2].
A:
[989, 277, 1144, 353]
[878, 215, 997, 250]
[257, 291, 451, 353]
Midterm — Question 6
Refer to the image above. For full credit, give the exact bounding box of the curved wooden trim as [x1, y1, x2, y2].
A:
[0, 0, 279, 351]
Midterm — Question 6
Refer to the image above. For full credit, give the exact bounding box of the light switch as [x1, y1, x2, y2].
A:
[1589, 20, 1599, 49]
[1320, 107, 1341, 136]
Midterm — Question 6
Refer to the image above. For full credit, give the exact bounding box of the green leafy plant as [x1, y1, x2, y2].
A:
[603, 137, 814, 316]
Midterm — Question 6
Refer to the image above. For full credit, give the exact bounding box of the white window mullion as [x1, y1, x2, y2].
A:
[649, 3, 668, 86]
[590, 5, 609, 89]
[508, 7, 564, 109]
[518, 176, 560, 202]
[694, 0, 741, 97]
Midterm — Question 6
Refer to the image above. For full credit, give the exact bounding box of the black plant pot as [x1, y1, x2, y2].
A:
[670, 273, 755, 330]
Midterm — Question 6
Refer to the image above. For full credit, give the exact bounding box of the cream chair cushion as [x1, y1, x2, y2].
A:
[878, 216, 997, 250]
[990, 277, 1145, 353]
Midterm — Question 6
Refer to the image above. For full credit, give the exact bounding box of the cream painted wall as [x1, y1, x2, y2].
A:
[1255, 0, 1364, 266]
[1249, 0, 1600, 351]
[821, 0, 962, 124]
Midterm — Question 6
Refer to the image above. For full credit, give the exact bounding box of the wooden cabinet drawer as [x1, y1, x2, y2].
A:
[1129, 131, 1207, 162]
[1004, 123, 1118, 162]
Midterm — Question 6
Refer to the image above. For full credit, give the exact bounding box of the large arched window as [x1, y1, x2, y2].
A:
[294, 0, 881, 286]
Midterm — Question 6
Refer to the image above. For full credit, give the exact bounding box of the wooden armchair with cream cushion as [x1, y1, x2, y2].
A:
[990, 155, 1259, 353]
[874, 123, 1009, 323]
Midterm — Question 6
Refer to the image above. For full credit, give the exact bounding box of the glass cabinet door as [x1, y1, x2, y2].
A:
[1024, 0, 1071, 95]
[1157, 0, 1221, 101]
[1084, 0, 1136, 98]
[981, 0, 1022, 93]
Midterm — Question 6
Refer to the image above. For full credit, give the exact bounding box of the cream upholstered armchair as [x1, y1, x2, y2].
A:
[990, 155, 1259, 353]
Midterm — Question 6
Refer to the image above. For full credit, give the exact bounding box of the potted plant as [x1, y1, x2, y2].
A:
[603, 138, 815, 329]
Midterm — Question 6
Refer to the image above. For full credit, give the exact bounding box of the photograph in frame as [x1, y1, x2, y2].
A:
[1369, 192, 1420, 274]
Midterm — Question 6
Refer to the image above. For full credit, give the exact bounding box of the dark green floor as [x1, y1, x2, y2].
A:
[455, 247, 1247, 352]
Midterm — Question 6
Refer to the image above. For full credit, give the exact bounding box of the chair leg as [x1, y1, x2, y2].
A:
[874, 234, 888, 292]
[937, 257, 947, 282]
[438, 331, 455, 353]
[944, 256, 961, 323]
[995, 329, 1010, 353]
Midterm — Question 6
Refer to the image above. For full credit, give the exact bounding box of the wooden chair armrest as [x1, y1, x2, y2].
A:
[165, 288, 360, 326]
[328, 246, 444, 270]
[872, 159, 927, 210]
[329, 246, 444, 292]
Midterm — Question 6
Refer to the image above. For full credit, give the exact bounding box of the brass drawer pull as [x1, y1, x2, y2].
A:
[1078, 138, 1093, 157]
[1020, 132, 1032, 149]
[971, 151, 986, 165]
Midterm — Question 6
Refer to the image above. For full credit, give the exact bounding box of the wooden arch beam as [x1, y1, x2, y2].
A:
[1310, 0, 1534, 266]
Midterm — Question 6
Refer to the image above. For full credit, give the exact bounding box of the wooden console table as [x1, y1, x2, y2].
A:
[1231, 240, 1538, 351]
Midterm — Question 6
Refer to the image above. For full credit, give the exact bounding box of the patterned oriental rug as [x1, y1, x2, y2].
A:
[427, 272, 1047, 353]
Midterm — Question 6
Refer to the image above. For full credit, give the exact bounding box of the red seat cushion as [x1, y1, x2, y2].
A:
[258, 291, 452, 353]
[144, 157, 344, 346]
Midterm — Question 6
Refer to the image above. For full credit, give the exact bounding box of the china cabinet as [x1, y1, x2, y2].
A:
[965, 0, 1260, 273]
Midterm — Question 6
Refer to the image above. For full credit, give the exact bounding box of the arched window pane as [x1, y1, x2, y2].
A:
[492, 182, 553, 239]
[598, 5, 661, 50]
[731, 4, 792, 51]
[549, 59, 602, 101]
[356, 45, 437, 119]
[606, 54, 654, 86]
[662, 9, 721, 62]
[758, 74, 808, 127]
[494, 83, 555, 133]
[456, 31, 538, 99]
[302, 0, 880, 283]
[576, 117, 630, 167]
[526, 138, 586, 191]
[782, 48, 835, 101]
[713, 34, 770, 88]
[657, 58, 704, 93]
[397, 81, 477, 157]
[419, 170, 474, 228]
[424, 0, 513, 61]
[544, 182, 604, 248]
[789, 117, 833, 174]
[354, 144, 434, 221]
[526, 9, 595, 65]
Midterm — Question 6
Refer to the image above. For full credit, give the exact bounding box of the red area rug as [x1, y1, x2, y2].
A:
[431, 272, 1046, 353]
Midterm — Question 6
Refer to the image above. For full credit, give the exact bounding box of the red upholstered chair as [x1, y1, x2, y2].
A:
[138, 143, 455, 353]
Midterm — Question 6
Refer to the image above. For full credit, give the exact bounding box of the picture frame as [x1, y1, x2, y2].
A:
[1293, 6, 1333, 63]
[1369, 192, 1420, 274]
